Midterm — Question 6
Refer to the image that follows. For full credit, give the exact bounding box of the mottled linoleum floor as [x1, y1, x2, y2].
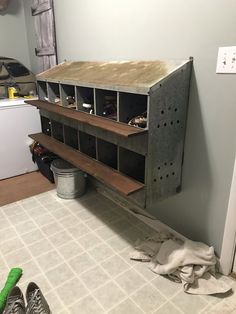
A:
[0, 189, 235, 313]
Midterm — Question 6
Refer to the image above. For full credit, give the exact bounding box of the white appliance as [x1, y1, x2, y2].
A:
[0, 98, 41, 180]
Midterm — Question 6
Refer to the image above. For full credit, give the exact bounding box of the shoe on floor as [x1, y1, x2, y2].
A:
[26, 282, 51, 314]
[3, 286, 26, 314]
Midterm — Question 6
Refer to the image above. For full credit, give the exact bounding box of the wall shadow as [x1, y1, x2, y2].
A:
[148, 66, 214, 249]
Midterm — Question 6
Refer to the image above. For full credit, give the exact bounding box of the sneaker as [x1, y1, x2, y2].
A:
[3, 286, 26, 314]
[26, 283, 51, 314]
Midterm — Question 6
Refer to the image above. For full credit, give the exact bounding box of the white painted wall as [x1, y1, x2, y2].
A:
[0, 0, 30, 68]
[24, 0, 236, 255]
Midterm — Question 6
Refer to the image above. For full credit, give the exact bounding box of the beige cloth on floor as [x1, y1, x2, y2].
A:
[130, 234, 232, 295]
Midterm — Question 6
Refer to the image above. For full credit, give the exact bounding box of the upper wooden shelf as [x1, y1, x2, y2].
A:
[29, 133, 144, 196]
[25, 100, 147, 138]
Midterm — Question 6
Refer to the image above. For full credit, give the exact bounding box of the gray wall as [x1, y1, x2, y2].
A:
[25, 0, 236, 255]
[23, 0, 38, 74]
[0, 0, 30, 68]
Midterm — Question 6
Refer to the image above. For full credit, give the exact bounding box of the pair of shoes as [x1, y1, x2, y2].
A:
[3, 282, 51, 314]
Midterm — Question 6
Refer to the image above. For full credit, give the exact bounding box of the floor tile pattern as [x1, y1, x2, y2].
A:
[0, 189, 235, 313]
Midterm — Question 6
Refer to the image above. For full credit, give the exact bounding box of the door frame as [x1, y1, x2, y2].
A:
[219, 154, 236, 275]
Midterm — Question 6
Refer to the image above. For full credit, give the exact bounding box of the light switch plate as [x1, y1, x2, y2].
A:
[216, 46, 236, 74]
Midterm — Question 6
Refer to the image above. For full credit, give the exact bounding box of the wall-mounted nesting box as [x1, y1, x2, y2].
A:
[27, 59, 192, 212]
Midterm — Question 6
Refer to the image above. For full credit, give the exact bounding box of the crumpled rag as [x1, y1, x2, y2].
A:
[130, 233, 231, 295]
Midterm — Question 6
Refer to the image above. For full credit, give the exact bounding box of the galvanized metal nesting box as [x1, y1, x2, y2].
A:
[27, 59, 192, 213]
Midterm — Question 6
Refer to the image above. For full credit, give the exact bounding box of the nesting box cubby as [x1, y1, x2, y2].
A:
[95, 89, 118, 120]
[40, 116, 51, 136]
[119, 92, 147, 125]
[97, 138, 118, 170]
[38, 81, 47, 100]
[64, 125, 78, 150]
[79, 131, 96, 159]
[76, 86, 94, 113]
[27, 60, 192, 212]
[51, 120, 63, 142]
[47, 82, 60, 103]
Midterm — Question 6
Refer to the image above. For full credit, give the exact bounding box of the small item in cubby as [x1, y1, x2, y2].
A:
[54, 97, 62, 106]
[128, 111, 147, 128]
[82, 103, 93, 114]
[66, 95, 76, 109]
[102, 95, 117, 120]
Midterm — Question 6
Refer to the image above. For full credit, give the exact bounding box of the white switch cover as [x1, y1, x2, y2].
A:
[216, 46, 236, 74]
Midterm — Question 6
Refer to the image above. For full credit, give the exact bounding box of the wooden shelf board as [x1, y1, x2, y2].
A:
[25, 100, 147, 138]
[29, 133, 144, 196]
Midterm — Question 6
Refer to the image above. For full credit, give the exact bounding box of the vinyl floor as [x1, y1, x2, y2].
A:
[0, 189, 235, 313]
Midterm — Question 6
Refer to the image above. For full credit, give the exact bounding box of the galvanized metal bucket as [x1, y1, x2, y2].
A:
[51, 159, 86, 199]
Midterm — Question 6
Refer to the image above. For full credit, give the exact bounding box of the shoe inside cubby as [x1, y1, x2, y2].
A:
[60, 84, 76, 109]
[95, 89, 117, 120]
[119, 147, 145, 183]
[79, 131, 96, 159]
[119, 92, 148, 128]
[47, 82, 61, 105]
[64, 125, 79, 149]
[97, 138, 118, 169]
[51, 120, 64, 142]
[76, 86, 94, 113]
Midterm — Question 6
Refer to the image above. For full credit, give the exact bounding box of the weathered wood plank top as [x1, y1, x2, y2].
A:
[25, 100, 147, 137]
[29, 133, 144, 196]
[37, 60, 189, 94]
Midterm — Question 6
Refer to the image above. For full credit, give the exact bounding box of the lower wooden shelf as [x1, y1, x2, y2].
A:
[29, 133, 144, 196]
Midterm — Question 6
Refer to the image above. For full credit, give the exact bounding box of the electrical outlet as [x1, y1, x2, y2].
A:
[216, 46, 236, 74]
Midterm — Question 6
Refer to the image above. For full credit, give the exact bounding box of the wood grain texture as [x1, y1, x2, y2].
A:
[36, 60, 188, 93]
[0, 171, 54, 206]
[25, 100, 147, 137]
[29, 133, 144, 196]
